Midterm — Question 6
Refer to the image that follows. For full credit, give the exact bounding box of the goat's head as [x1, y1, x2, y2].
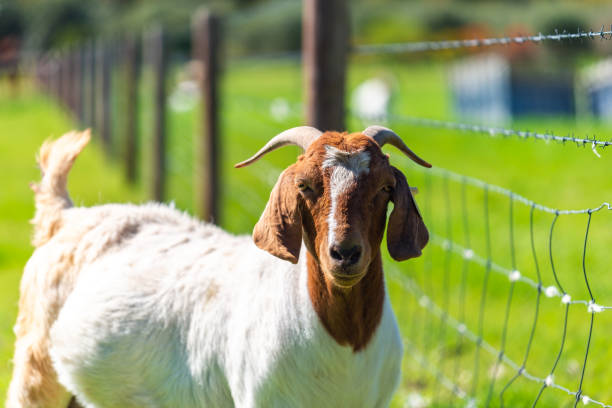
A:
[236, 126, 430, 288]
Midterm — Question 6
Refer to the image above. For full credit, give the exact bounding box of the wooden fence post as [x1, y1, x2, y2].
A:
[39, 57, 49, 94]
[192, 9, 220, 223]
[73, 47, 83, 123]
[58, 53, 64, 105]
[123, 34, 140, 184]
[61, 51, 71, 109]
[35, 57, 45, 93]
[101, 42, 112, 154]
[67, 48, 74, 114]
[96, 40, 112, 154]
[147, 26, 167, 202]
[67, 48, 76, 114]
[51, 54, 61, 102]
[83, 41, 95, 128]
[302, 0, 349, 131]
[95, 43, 102, 134]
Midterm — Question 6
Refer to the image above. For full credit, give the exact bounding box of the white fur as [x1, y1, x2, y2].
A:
[44, 202, 402, 408]
[322, 146, 370, 245]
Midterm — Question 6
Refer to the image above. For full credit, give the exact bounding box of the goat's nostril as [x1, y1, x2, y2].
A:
[329, 244, 362, 266]
[330, 247, 343, 261]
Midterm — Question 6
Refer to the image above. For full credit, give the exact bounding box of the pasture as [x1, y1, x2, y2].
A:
[1, 56, 611, 406]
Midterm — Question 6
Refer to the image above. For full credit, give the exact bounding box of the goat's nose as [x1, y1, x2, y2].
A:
[329, 244, 362, 267]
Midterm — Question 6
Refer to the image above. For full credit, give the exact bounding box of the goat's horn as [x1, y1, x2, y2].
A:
[363, 125, 432, 168]
[235, 126, 322, 168]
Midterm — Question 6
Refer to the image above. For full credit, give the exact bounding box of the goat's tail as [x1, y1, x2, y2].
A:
[30, 130, 91, 247]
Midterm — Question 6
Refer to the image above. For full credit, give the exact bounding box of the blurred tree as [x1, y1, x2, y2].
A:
[24, 0, 99, 50]
[0, 1, 24, 92]
[0, 1, 25, 38]
[226, 0, 302, 57]
[426, 11, 467, 33]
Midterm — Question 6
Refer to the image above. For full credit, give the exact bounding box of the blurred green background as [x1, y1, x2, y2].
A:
[1, 0, 612, 407]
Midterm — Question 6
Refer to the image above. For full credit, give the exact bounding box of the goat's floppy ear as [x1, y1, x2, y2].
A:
[253, 166, 302, 264]
[387, 167, 429, 261]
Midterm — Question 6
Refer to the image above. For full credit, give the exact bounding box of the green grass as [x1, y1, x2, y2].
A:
[1, 56, 611, 407]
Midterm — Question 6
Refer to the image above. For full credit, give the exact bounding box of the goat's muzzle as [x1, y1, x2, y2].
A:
[326, 239, 368, 288]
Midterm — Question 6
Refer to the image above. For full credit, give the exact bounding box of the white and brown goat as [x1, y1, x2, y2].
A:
[7, 126, 429, 408]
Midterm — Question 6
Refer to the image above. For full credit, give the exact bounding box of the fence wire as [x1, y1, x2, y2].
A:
[389, 266, 612, 408]
[389, 161, 612, 407]
[354, 26, 612, 55]
[354, 112, 612, 153]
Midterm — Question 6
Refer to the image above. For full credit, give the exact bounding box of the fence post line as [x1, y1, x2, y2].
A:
[96, 40, 112, 155]
[52, 53, 60, 103]
[147, 25, 167, 202]
[67, 48, 75, 114]
[102, 42, 112, 154]
[123, 34, 140, 184]
[82, 41, 91, 127]
[73, 46, 83, 123]
[61, 51, 70, 109]
[192, 9, 220, 223]
[302, 0, 349, 131]
[59, 52, 65, 106]
[40, 56, 49, 94]
[35, 56, 43, 92]
[87, 40, 96, 130]
[68, 48, 76, 115]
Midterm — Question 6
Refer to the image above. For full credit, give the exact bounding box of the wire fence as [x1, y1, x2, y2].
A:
[351, 24, 612, 407]
[354, 26, 612, 55]
[356, 112, 612, 155]
[382, 162, 612, 407]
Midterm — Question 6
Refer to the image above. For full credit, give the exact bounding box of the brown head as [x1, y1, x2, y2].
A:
[236, 126, 430, 289]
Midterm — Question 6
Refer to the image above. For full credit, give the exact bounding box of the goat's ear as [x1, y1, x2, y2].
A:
[387, 167, 429, 261]
[253, 166, 302, 264]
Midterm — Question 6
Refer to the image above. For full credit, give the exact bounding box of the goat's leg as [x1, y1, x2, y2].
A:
[6, 334, 72, 408]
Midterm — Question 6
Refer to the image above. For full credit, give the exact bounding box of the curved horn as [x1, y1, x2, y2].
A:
[235, 126, 322, 168]
[363, 125, 431, 168]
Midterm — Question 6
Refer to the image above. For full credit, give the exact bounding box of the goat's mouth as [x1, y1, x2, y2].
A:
[329, 269, 367, 288]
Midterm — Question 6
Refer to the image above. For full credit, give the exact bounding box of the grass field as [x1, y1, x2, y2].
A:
[1, 56, 611, 407]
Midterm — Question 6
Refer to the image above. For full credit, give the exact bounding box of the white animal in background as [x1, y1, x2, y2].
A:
[7, 125, 430, 408]
[352, 77, 393, 121]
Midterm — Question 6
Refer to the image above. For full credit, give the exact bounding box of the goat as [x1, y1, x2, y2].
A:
[7, 126, 430, 408]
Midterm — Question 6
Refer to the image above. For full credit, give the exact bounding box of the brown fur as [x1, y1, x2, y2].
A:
[307, 252, 385, 352]
[253, 131, 428, 351]
[253, 167, 303, 263]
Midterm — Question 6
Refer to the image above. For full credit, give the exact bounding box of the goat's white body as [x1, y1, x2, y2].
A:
[46, 203, 403, 408]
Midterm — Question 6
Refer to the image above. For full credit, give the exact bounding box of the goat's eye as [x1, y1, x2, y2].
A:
[381, 185, 393, 193]
[297, 182, 311, 192]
